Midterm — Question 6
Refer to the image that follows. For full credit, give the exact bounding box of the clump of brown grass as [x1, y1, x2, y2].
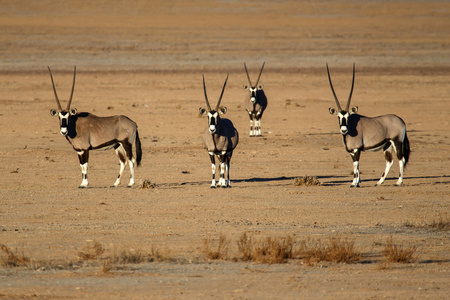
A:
[301, 236, 362, 265]
[383, 237, 417, 263]
[0, 244, 30, 267]
[140, 179, 156, 189]
[77, 241, 105, 260]
[204, 233, 230, 260]
[111, 248, 146, 264]
[237, 233, 295, 264]
[427, 216, 450, 231]
[293, 176, 321, 186]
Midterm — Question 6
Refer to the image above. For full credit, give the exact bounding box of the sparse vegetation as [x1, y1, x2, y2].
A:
[383, 237, 417, 263]
[204, 233, 230, 260]
[140, 179, 156, 189]
[77, 240, 105, 260]
[300, 236, 362, 265]
[0, 244, 30, 267]
[403, 215, 450, 232]
[237, 233, 295, 264]
[293, 176, 321, 186]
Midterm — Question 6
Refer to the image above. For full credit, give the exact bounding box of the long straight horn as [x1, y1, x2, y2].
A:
[48, 67, 62, 111]
[326, 63, 342, 111]
[202, 74, 212, 111]
[345, 63, 356, 111]
[254, 61, 265, 87]
[244, 63, 253, 87]
[215, 73, 229, 111]
[66, 66, 76, 111]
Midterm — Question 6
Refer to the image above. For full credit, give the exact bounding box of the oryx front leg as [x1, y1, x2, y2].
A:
[218, 152, 228, 188]
[77, 150, 89, 188]
[350, 149, 361, 187]
[255, 111, 262, 136]
[376, 145, 394, 186]
[209, 152, 216, 188]
[248, 112, 254, 137]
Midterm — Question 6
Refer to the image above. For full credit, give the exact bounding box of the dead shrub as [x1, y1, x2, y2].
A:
[427, 216, 450, 231]
[77, 241, 105, 260]
[0, 244, 30, 267]
[204, 233, 230, 260]
[111, 248, 146, 264]
[301, 236, 361, 265]
[293, 176, 321, 186]
[237, 233, 295, 264]
[403, 215, 450, 231]
[140, 179, 156, 189]
[383, 237, 417, 263]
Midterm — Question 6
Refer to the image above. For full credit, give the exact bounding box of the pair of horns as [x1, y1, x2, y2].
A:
[326, 63, 355, 112]
[48, 66, 76, 111]
[203, 74, 229, 111]
[244, 62, 265, 88]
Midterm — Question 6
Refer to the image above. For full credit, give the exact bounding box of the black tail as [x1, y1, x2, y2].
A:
[135, 130, 142, 167]
[403, 132, 410, 167]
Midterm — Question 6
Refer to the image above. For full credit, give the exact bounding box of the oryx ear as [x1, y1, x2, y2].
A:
[329, 107, 337, 115]
[70, 108, 77, 115]
[199, 107, 207, 116]
[218, 106, 227, 115]
[243, 85, 248, 90]
[350, 106, 358, 114]
[50, 109, 58, 116]
[258, 85, 264, 90]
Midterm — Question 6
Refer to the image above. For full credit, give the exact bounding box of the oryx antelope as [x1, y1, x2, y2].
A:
[48, 66, 142, 188]
[199, 74, 239, 188]
[244, 62, 268, 136]
[326, 63, 410, 187]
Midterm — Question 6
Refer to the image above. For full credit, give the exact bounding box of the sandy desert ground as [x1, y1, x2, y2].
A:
[0, 1, 449, 299]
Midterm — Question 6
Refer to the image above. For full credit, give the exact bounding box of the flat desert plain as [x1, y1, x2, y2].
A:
[0, 1, 449, 299]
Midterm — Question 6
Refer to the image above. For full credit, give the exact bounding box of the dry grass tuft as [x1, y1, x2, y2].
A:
[293, 176, 321, 186]
[77, 241, 105, 260]
[301, 236, 362, 265]
[0, 244, 30, 267]
[383, 237, 417, 263]
[140, 179, 156, 189]
[237, 233, 295, 264]
[427, 216, 450, 231]
[111, 248, 146, 264]
[204, 233, 230, 260]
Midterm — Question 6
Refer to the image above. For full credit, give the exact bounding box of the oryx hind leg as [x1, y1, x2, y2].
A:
[226, 152, 232, 188]
[77, 150, 89, 188]
[376, 143, 394, 186]
[123, 141, 136, 187]
[113, 144, 128, 187]
[393, 140, 405, 186]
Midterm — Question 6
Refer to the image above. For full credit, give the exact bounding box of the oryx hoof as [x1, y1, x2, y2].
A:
[210, 185, 216, 189]
[78, 185, 87, 189]
[395, 182, 403, 187]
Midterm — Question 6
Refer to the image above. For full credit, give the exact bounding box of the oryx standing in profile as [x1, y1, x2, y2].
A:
[326, 63, 410, 187]
[199, 74, 239, 188]
[244, 62, 268, 136]
[48, 66, 142, 188]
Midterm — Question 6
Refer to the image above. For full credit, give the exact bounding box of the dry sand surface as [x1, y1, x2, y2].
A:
[1, 1, 449, 299]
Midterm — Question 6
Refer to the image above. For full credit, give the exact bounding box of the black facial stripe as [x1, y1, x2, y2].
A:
[209, 116, 216, 125]
[61, 118, 68, 127]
